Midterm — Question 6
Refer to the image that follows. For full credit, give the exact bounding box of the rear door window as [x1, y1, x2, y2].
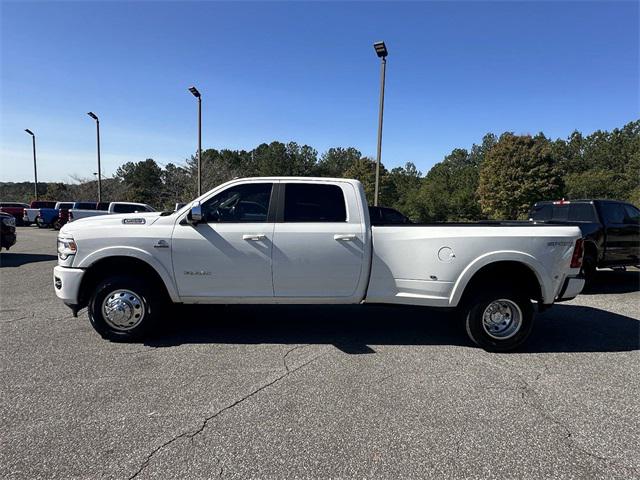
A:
[283, 184, 346, 222]
[623, 205, 640, 224]
[600, 203, 626, 224]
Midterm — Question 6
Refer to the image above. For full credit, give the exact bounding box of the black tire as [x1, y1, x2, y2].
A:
[36, 217, 47, 229]
[88, 275, 162, 341]
[52, 217, 62, 230]
[581, 254, 597, 284]
[464, 288, 534, 352]
[23, 222, 32, 227]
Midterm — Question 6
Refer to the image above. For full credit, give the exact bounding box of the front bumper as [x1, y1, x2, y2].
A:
[53, 265, 85, 306]
[556, 276, 585, 302]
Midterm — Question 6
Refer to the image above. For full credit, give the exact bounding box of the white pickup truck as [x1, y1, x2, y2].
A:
[69, 201, 155, 222]
[53, 177, 585, 351]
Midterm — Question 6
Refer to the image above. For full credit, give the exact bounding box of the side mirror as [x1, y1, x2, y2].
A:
[189, 201, 203, 224]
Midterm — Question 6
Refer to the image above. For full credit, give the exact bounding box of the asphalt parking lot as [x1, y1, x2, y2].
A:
[1, 227, 639, 479]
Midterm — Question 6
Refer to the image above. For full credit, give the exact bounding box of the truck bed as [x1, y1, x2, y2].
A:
[366, 223, 581, 307]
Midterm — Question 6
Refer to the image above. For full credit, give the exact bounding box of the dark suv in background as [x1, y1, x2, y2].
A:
[529, 199, 640, 279]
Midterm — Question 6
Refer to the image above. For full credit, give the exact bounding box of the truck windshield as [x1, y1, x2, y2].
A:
[530, 203, 596, 222]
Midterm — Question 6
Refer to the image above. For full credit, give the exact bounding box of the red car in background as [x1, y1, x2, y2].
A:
[0, 202, 30, 226]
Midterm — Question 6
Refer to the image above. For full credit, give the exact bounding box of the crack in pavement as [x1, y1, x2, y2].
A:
[0, 312, 35, 324]
[477, 355, 638, 473]
[282, 344, 309, 373]
[128, 344, 323, 480]
[0, 315, 33, 325]
[0, 312, 74, 325]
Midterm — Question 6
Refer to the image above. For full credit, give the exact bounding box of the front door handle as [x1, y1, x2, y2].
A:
[243, 234, 267, 241]
[334, 234, 356, 241]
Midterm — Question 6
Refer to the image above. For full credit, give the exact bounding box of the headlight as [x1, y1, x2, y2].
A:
[2, 217, 16, 227]
[57, 237, 77, 260]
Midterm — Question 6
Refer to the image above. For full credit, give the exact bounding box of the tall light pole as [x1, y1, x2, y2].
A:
[24, 129, 38, 200]
[188, 86, 202, 197]
[373, 41, 388, 207]
[87, 112, 102, 202]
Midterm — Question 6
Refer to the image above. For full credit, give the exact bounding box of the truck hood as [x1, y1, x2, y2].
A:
[60, 211, 164, 235]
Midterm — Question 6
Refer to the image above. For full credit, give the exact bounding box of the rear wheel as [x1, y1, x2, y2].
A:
[465, 289, 534, 352]
[88, 275, 162, 341]
[36, 217, 47, 228]
[581, 253, 597, 283]
[52, 217, 62, 230]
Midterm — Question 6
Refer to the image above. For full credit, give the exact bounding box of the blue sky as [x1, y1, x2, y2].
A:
[1, 1, 638, 183]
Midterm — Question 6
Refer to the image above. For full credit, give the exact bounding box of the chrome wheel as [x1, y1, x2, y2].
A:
[482, 299, 522, 340]
[101, 289, 145, 331]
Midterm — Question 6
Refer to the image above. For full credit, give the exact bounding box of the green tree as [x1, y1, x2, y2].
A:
[247, 142, 318, 177]
[187, 148, 249, 193]
[469, 133, 498, 166]
[343, 157, 394, 206]
[162, 163, 194, 206]
[478, 133, 563, 219]
[387, 162, 423, 220]
[45, 183, 73, 201]
[556, 121, 639, 201]
[415, 148, 483, 221]
[115, 159, 163, 207]
[316, 147, 362, 177]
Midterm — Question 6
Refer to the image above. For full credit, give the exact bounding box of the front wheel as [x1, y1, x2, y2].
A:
[465, 289, 534, 352]
[88, 275, 162, 341]
[53, 217, 63, 230]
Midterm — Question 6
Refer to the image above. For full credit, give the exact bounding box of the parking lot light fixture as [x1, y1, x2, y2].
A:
[188, 86, 202, 196]
[24, 129, 38, 200]
[87, 112, 102, 202]
[372, 41, 388, 206]
[373, 41, 388, 58]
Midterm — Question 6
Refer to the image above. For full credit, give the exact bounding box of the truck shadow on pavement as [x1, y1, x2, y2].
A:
[145, 303, 639, 354]
[0, 253, 57, 268]
[581, 270, 640, 295]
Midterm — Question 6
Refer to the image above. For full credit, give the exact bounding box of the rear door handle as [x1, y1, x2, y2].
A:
[334, 234, 356, 241]
[243, 234, 266, 241]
